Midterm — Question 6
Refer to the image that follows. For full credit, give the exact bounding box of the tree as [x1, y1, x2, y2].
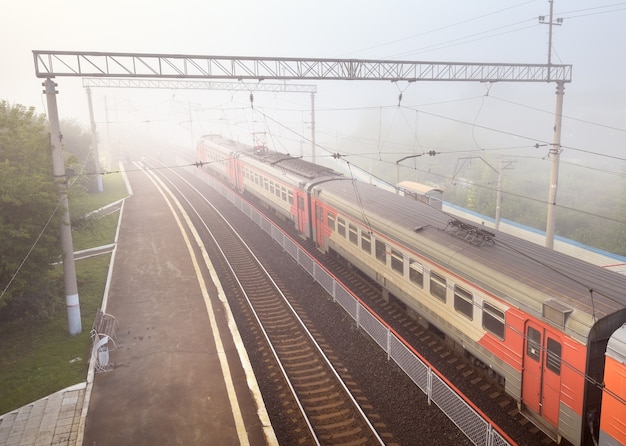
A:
[60, 118, 99, 194]
[0, 101, 63, 323]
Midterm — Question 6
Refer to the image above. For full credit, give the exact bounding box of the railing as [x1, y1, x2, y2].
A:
[189, 165, 513, 446]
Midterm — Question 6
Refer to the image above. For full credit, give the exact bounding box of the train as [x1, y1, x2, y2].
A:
[196, 134, 626, 446]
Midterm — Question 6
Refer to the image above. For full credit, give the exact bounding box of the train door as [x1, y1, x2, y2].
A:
[522, 322, 563, 427]
[314, 202, 325, 248]
[227, 156, 239, 190]
[295, 191, 307, 235]
[228, 154, 245, 192]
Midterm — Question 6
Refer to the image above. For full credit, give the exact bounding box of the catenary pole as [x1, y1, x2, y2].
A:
[311, 92, 316, 163]
[540, 0, 564, 248]
[86, 87, 103, 192]
[545, 81, 564, 249]
[44, 78, 82, 335]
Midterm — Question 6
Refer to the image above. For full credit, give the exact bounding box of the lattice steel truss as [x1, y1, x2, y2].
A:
[34, 50, 572, 83]
[81, 77, 317, 93]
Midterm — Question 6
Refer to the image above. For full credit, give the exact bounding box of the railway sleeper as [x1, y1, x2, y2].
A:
[310, 408, 352, 420]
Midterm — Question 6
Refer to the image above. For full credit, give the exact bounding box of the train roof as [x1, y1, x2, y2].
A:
[315, 178, 626, 341]
[260, 153, 340, 180]
[606, 324, 626, 364]
[396, 181, 444, 195]
[199, 134, 341, 180]
[199, 134, 250, 152]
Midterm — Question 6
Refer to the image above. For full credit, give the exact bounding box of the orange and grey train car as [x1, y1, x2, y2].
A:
[197, 135, 626, 446]
[599, 324, 626, 446]
[307, 177, 626, 445]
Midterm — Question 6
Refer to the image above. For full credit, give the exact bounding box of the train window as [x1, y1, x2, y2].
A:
[349, 224, 358, 245]
[281, 188, 287, 201]
[269, 181, 275, 195]
[375, 239, 386, 263]
[337, 217, 346, 237]
[361, 232, 371, 253]
[546, 338, 562, 375]
[430, 271, 446, 302]
[483, 303, 505, 340]
[526, 327, 541, 361]
[327, 212, 335, 230]
[409, 261, 424, 288]
[454, 285, 473, 320]
[288, 190, 293, 205]
[391, 249, 403, 273]
[254, 173, 260, 185]
[263, 178, 269, 190]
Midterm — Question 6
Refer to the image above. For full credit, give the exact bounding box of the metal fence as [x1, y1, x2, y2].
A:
[190, 166, 512, 446]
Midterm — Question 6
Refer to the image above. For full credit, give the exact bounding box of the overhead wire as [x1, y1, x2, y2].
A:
[557, 3, 626, 19]
[488, 95, 626, 134]
[0, 196, 65, 304]
[209, 96, 625, 229]
[391, 22, 539, 59]
[470, 83, 493, 151]
[195, 90, 626, 195]
[340, 0, 536, 57]
[246, 96, 623, 165]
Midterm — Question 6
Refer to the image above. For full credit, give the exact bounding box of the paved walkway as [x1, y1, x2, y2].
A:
[0, 384, 85, 446]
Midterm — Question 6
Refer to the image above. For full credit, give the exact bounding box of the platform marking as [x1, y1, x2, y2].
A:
[144, 170, 251, 446]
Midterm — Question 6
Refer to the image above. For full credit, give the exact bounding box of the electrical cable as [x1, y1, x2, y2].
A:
[0, 196, 65, 304]
[340, 0, 535, 57]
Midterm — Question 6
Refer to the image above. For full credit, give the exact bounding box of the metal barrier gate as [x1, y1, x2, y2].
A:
[189, 165, 513, 446]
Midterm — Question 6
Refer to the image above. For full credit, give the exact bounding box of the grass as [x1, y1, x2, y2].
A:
[0, 172, 128, 416]
[85, 172, 128, 212]
[72, 212, 120, 252]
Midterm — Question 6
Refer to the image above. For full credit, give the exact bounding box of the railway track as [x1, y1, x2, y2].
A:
[149, 164, 390, 445]
[144, 153, 554, 444]
[303, 244, 563, 446]
[241, 198, 561, 446]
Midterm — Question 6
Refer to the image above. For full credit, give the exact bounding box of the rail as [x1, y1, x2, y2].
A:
[188, 162, 514, 446]
[155, 160, 385, 444]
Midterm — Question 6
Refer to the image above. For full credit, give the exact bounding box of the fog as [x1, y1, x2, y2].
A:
[2, 0, 625, 244]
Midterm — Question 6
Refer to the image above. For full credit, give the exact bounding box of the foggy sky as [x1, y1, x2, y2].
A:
[2, 0, 625, 172]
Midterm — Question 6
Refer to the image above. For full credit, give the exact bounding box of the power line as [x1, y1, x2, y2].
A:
[340, 0, 536, 57]
[488, 95, 626, 133]
[557, 3, 626, 19]
[391, 22, 538, 59]
[0, 197, 64, 304]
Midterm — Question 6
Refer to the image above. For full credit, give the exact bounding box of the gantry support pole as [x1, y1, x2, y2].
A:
[545, 81, 565, 249]
[311, 92, 316, 163]
[85, 87, 103, 192]
[44, 78, 82, 335]
[495, 159, 504, 231]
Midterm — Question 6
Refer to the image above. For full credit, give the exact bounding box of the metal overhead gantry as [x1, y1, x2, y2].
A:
[81, 77, 317, 93]
[34, 50, 572, 334]
[34, 50, 571, 82]
[81, 77, 319, 162]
